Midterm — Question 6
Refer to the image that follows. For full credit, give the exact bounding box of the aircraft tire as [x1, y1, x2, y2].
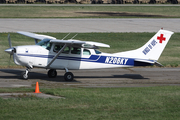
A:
[22, 72, 28, 80]
[48, 69, 57, 78]
[64, 72, 74, 81]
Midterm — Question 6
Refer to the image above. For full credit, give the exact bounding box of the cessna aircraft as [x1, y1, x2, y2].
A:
[5, 29, 173, 81]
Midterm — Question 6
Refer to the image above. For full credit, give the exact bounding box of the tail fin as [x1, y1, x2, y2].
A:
[115, 29, 174, 61]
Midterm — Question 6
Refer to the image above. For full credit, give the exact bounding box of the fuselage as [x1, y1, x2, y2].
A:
[13, 44, 136, 70]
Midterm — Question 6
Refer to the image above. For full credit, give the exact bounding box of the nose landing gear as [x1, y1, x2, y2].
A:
[22, 68, 30, 80]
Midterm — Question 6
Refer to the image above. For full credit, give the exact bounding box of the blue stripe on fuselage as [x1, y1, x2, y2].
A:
[17, 54, 135, 66]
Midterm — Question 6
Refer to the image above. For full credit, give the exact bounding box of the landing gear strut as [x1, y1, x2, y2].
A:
[22, 68, 30, 80]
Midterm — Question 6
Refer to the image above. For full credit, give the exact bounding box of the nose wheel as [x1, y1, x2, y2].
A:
[22, 68, 29, 80]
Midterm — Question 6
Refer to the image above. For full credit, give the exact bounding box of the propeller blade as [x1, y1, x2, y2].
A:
[8, 55, 12, 68]
[8, 34, 12, 48]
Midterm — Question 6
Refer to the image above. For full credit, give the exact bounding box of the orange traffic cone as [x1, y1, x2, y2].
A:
[34, 82, 41, 93]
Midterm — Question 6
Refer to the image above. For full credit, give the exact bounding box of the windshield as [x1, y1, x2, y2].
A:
[36, 39, 51, 50]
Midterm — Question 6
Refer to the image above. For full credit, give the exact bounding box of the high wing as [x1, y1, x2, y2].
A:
[50, 39, 110, 49]
[17, 31, 110, 49]
[17, 31, 56, 44]
[17, 31, 56, 40]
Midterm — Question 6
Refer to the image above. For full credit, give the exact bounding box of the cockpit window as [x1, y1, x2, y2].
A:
[36, 39, 51, 50]
[95, 49, 101, 54]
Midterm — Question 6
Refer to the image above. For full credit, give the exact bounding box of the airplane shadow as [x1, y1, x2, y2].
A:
[0, 69, 149, 82]
[75, 74, 148, 80]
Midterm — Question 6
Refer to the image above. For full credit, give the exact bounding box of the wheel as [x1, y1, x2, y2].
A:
[22, 72, 28, 80]
[64, 72, 74, 81]
[48, 69, 57, 78]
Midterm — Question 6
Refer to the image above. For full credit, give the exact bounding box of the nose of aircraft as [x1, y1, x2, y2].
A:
[5, 48, 14, 55]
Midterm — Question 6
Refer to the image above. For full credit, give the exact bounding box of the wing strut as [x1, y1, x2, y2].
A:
[46, 44, 67, 68]
[34, 39, 38, 44]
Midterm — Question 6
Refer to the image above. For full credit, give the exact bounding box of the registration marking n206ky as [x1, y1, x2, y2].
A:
[105, 57, 128, 65]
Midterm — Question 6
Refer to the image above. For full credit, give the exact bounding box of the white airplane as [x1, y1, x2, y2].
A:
[5, 29, 173, 81]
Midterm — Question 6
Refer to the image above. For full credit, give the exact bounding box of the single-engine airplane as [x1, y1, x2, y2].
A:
[5, 29, 173, 81]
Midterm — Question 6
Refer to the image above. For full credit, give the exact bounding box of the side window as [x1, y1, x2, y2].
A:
[63, 47, 70, 54]
[71, 47, 81, 54]
[53, 44, 70, 54]
[83, 49, 91, 55]
[53, 45, 61, 53]
[95, 49, 101, 54]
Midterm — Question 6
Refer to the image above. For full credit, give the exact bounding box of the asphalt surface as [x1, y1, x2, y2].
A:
[0, 68, 179, 88]
[1, 18, 180, 33]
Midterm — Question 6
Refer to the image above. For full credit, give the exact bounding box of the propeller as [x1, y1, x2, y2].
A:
[8, 34, 12, 48]
[5, 34, 16, 67]
[5, 34, 15, 55]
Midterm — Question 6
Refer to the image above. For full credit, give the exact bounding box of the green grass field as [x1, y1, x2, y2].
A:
[0, 6, 180, 18]
[0, 86, 180, 119]
[0, 32, 180, 68]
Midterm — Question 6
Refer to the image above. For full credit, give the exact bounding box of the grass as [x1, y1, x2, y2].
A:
[0, 6, 180, 18]
[0, 86, 180, 119]
[1, 32, 180, 67]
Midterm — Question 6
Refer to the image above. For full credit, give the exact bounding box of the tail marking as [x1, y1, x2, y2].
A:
[157, 34, 166, 43]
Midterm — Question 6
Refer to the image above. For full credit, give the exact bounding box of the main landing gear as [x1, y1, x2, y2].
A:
[21, 68, 74, 81]
[47, 68, 74, 81]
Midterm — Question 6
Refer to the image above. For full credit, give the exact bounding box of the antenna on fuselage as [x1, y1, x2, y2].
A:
[71, 34, 78, 39]
[62, 33, 70, 40]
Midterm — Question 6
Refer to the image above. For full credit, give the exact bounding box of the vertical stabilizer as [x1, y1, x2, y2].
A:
[115, 29, 174, 61]
[139, 29, 174, 60]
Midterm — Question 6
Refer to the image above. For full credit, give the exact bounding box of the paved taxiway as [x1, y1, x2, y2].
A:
[0, 68, 180, 88]
[1, 18, 180, 33]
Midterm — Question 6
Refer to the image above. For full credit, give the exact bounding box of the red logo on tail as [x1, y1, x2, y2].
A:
[157, 34, 166, 43]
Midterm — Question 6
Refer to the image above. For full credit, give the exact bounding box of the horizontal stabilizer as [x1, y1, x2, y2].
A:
[154, 61, 163, 67]
[134, 59, 163, 67]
